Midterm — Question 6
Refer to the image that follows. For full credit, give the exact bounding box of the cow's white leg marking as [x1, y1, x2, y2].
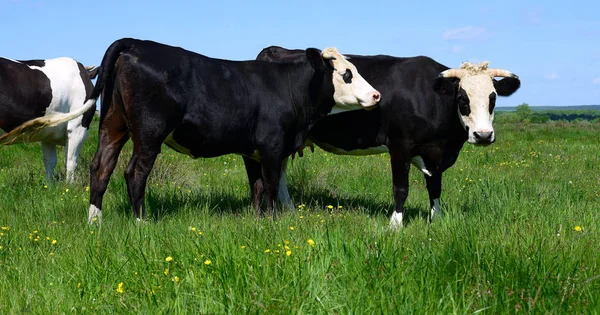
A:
[411, 156, 432, 176]
[65, 117, 88, 183]
[430, 198, 441, 221]
[278, 158, 294, 209]
[389, 211, 403, 229]
[88, 205, 102, 224]
[41, 142, 57, 181]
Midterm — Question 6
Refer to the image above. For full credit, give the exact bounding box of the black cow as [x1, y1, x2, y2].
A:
[255, 46, 521, 228]
[0, 57, 98, 182]
[33, 38, 380, 222]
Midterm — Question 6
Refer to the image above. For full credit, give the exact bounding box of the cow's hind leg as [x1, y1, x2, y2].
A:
[124, 142, 162, 221]
[88, 119, 129, 224]
[65, 117, 89, 183]
[41, 141, 57, 181]
[243, 157, 264, 214]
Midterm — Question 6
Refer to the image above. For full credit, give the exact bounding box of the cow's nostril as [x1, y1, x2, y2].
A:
[373, 92, 381, 102]
[474, 131, 493, 141]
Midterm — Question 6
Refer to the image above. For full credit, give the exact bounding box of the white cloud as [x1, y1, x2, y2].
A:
[451, 45, 465, 53]
[593, 77, 600, 85]
[544, 73, 560, 81]
[442, 26, 486, 41]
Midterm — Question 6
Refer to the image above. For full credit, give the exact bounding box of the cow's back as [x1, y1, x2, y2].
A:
[109, 41, 301, 158]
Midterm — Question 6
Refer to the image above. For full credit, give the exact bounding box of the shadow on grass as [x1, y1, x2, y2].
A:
[109, 181, 427, 225]
[286, 184, 426, 224]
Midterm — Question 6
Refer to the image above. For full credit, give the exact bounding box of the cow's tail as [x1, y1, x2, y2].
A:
[0, 39, 134, 145]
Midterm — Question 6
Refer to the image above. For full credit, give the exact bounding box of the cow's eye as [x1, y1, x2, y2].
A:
[489, 92, 497, 114]
[342, 69, 353, 84]
[457, 88, 471, 116]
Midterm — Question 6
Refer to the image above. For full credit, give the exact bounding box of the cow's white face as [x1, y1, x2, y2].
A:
[321, 48, 381, 113]
[456, 73, 498, 145]
[437, 61, 520, 146]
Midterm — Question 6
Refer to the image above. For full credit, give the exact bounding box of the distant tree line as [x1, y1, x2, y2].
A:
[495, 103, 600, 124]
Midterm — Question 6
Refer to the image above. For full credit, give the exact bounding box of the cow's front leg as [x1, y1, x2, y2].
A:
[261, 152, 283, 218]
[425, 173, 443, 222]
[389, 151, 411, 229]
[242, 156, 264, 215]
[277, 157, 294, 209]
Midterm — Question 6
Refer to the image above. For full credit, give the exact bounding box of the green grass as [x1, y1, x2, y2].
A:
[0, 121, 598, 314]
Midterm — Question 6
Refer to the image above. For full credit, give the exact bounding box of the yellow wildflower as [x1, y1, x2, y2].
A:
[284, 240, 290, 245]
[116, 282, 124, 294]
[574, 226, 583, 232]
[164, 268, 169, 276]
[204, 260, 212, 265]
[1, 226, 9, 231]
[65, 188, 69, 193]
[307, 239, 315, 247]
[264, 249, 271, 253]
[289, 226, 295, 231]
[327, 205, 333, 209]
[51, 240, 57, 245]
[241, 245, 246, 249]
[172, 276, 180, 282]
[165, 256, 173, 262]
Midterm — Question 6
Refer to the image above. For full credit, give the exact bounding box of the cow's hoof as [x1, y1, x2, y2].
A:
[389, 212, 403, 230]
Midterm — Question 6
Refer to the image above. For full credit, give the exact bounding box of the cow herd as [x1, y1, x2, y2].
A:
[0, 38, 520, 228]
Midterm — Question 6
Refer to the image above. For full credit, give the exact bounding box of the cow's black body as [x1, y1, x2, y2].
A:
[87, 38, 375, 221]
[256, 46, 520, 225]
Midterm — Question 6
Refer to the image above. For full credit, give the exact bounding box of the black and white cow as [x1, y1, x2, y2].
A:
[38, 38, 380, 222]
[0, 57, 98, 182]
[255, 46, 521, 228]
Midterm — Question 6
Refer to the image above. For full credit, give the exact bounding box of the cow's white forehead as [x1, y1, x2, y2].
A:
[322, 47, 356, 72]
[459, 74, 495, 97]
[457, 61, 496, 97]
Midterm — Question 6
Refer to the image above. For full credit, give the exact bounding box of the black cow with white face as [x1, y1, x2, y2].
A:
[35, 38, 380, 222]
[255, 46, 520, 228]
[0, 57, 98, 182]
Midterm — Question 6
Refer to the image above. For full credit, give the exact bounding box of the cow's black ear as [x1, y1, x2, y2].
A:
[433, 77, 456, 95]
[305, 48, 328, 72]
[494, 77, 521, 96]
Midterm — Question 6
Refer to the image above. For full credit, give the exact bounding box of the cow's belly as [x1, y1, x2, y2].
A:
[315, 141, 388, 155]
[164, 128, 256, 159]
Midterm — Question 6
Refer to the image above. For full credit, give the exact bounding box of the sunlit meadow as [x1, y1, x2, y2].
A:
[0, 118, 598, 313]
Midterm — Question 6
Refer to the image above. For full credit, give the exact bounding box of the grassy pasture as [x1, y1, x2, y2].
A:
[0, 120, 598, 314]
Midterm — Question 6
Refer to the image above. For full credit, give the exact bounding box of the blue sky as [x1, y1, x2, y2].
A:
[1, 0, 598, 106]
